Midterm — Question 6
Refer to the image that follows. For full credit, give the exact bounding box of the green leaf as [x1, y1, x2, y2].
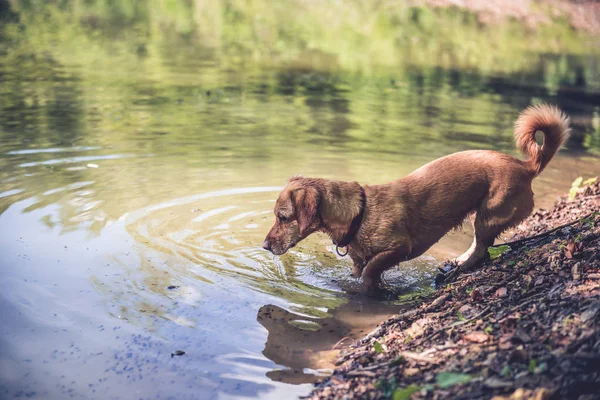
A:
[373, 340, 383, 354]
[528, 359, 536, 373]
[500, 365, 512, 377]
[582, 177, 597, 186]
[393, 385, 421, 400]
[569, 177, 583, 200]
[456, 310, 466, 321]
[488, 245, 510, 260]
[484, 325, 493, 334]
[436, 372, 472, 388]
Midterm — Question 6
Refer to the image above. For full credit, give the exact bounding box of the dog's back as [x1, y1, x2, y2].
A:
[398, 104, 571, 262]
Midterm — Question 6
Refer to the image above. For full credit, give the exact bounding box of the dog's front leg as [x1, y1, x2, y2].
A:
[361, 247, 409, 291]
[349, 253, 366, 278]
[352, 263, 363, 278]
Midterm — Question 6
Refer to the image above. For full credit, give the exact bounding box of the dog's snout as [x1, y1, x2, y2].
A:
[262, 239, 272, 252]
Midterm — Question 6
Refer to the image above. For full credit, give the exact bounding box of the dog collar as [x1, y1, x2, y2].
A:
[335, 185, 366, 256]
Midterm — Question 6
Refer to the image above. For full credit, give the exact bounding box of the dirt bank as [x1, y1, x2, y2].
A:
[309, 179, 600, 400]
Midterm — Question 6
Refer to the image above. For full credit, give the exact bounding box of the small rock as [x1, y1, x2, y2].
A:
[495, 287, 508, 298]
[484, 377, 513, 389]
[167, 285, 180, 290]
[514, 328, 531, 343]
[581, 302, 600, 322]
[171, 350, 185, 358]
[534, 276, 545, 286]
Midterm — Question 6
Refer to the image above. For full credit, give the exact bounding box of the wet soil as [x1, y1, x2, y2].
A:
[309, 179, 600, 400]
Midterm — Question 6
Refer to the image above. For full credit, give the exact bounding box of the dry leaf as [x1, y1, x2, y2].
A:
[463, 331, 490, 343]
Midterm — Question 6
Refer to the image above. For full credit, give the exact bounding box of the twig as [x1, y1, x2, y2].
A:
[494, 293, 546, 322]
[493, 212, 596, 249]
[413, 306, 491, 347]
[346, 369, 378, 378]
[399, 351, 436, 363]
[332, 336, 353, 350]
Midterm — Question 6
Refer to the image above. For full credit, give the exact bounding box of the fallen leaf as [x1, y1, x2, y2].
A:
[572, 263, 580, 281]
[470, 288, 483, 302]
[528, 359, 537, 373]
[495, 287, 508, 298]
[488, 245, 510, 260]
[373, 341, 383, 354]
[463, 331, 490, 343]
[393, 385, 421, 400]
[436, 371, 472, 388]
[569, 177, 583, 200]
[564, 249, 572, 259]
[403, 368, 419, 377]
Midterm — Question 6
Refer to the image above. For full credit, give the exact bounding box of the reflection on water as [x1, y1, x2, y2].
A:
[1, 1, 600, 399]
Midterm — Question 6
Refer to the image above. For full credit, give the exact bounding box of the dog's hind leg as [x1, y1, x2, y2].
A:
[453, 213, 477, 265]
[447, 190, 534, 279]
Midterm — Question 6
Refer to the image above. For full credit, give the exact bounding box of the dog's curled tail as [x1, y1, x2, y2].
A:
[514, 104, 571, 176]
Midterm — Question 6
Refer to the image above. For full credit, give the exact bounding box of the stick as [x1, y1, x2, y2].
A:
[493, 212, 596, 250]
[413, 306, 491, 347]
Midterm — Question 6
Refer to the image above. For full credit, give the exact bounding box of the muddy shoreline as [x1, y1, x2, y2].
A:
[309, 179, 600, 399]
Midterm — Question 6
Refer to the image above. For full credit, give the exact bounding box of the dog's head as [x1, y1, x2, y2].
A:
[262, 178, 321, 255]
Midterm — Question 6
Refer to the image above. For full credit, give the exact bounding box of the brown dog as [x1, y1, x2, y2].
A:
[262, 104, 570, 290]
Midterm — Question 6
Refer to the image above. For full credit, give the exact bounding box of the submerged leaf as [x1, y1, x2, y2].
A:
[488, 245, 510, 260]
[436, 372, 472, 388]
[393, 385, 421, 400]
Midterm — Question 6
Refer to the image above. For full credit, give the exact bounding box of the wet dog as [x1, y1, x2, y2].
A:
[262, 104, 570, 290]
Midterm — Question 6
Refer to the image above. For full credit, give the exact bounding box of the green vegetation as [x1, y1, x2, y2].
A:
[488, 245, 511, 260]
[436, 371, 473, 388]
[3, 0, 599, 74]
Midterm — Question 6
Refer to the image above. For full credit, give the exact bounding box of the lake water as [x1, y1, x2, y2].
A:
[1, 3, 600, 400]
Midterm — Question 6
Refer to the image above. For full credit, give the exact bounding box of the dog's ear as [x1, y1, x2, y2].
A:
[293, 187, 319, 236]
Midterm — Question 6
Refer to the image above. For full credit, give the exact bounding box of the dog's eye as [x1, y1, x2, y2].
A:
[279, 215, 288, 223]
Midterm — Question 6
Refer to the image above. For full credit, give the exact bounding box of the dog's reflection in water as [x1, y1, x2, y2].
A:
[257, 293, 404, 384]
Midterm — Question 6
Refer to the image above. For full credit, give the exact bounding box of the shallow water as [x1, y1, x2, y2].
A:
[2, 4, 600, 400]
